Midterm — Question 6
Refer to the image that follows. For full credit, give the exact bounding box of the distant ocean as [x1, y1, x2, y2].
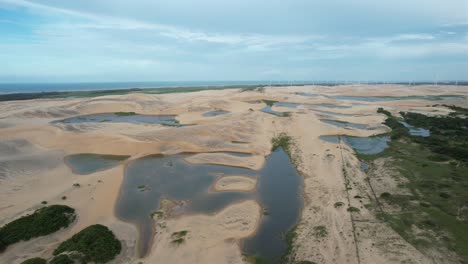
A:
[0, 81, 276, 94]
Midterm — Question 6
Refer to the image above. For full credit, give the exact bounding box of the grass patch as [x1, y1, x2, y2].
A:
[262, 99, 278, 107]
[114, 111, 136, 116]
[49, 254, 74, 264]
[334, 202, 345, 208]
[171, 230, 189, 245]
[20, 258, 47, 264]
[281, 225, 298, 263]
[312, 225, 328, 239]
[271, 133, 292, 153]
[53, 224, 121, 263]
[244, 255, 269, 264]
[347, 207, 360, 213]
[150, 210, 164, 218]
[0, 205, 76, 252]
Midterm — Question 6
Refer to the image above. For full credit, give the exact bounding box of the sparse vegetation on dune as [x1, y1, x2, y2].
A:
[20, 258, 47, 264]
[271, 133, 292, 153]
[53, 224, 121, 263]
[262, 99, 278, 107]
[114, 111, 137, 116]
[0, 205, 76, 252]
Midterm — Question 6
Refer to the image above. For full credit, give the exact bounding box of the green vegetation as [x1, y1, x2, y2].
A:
[170, 230, 188, 245]
[244, 255, 269, 264]
[20, 258, 47, 264]
[312, 225, 328, 239]
[53, 224, 121, 263]
[0, 85, 265, 102]
[334, 202, 345, 208]
[434, 104, 468, 117]
[114, 111, 136, 116]
[271, 133, 292, 154]
[262, 99, 278, 107]
[347, 207, 360, 213]
[0, 205, 76, 252]
[281, 225, 298, 263]
[377, 107, 392, 117]
[150, 210, 164, 218]
[49, 255, 74, 264]
[363, 107, 468, 261]
[401, 111, 468, 161]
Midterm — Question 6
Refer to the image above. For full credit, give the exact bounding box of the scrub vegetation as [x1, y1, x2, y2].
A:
[20, 258, 47, 264]
[53, 224, 121, 263]
[363, 107, 468, 261]
[0, 205, 76, 252]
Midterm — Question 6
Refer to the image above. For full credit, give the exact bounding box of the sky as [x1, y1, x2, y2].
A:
[0, 0, 467, 82]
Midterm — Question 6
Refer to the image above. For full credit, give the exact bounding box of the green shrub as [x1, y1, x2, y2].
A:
[271, 133, 292, 153]
[347, 207, 361, 213]
[334, 201, 345, 208]
[0, 205, 76, 252]
[53, 224, 121, 263]
[114, 112, 136, 116]
[49, 255, 74, 264]
[20, 258, 47, 264]
[377, 107, 392, 117]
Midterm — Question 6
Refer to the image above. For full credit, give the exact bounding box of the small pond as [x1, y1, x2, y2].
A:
[60, 113, 182, 126]
[319, 135, 390, 155]
[202, 110, 230, 117]
[261, 106, 286, 116]
[65, 154, 129, 175]
[399, 121, 430, 137]
[312, 109, 361, 117]
[296, 92, 319, 97]
[320, 119, 368, 129]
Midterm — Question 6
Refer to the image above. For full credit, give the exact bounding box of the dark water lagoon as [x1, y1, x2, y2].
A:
[202, 110, 230, 117]
[261, 105, 287, 116]
[113, 148, 302, 262]
[65, 154, 129, 175]
[296, 92, 320, 97]
[399, 121, 430, 137]
[273, 102, 303, 108]
[59, 113, 182, 126]
[319, 135, 390, 155]
[312, 109, 362, 117]
[320, 119, 368, 129]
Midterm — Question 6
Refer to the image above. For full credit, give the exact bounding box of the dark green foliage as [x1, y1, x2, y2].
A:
[0, 205, 76, 252]
[347, 207, 360, 213]
[114, 111, 136, 116]
[281, 225, 298, 263]
[383, 117, 409, 140]
[49, 255, 74, 264]
[244, 255, 269, 264]
[312, 226, 328, 238]
[334, 201, 345, 208]
[53, 224, 121, 263]
[401, 111, 468, 161]
[441, 104, 468, 116]
[20, 258, 47, 264]
[262, 99, 278, 106]
[271, 133, 292, 153]
[377, 107, 392, 117]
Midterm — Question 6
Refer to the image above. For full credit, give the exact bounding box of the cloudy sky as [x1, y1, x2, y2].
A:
[1, 0, 467, 82]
